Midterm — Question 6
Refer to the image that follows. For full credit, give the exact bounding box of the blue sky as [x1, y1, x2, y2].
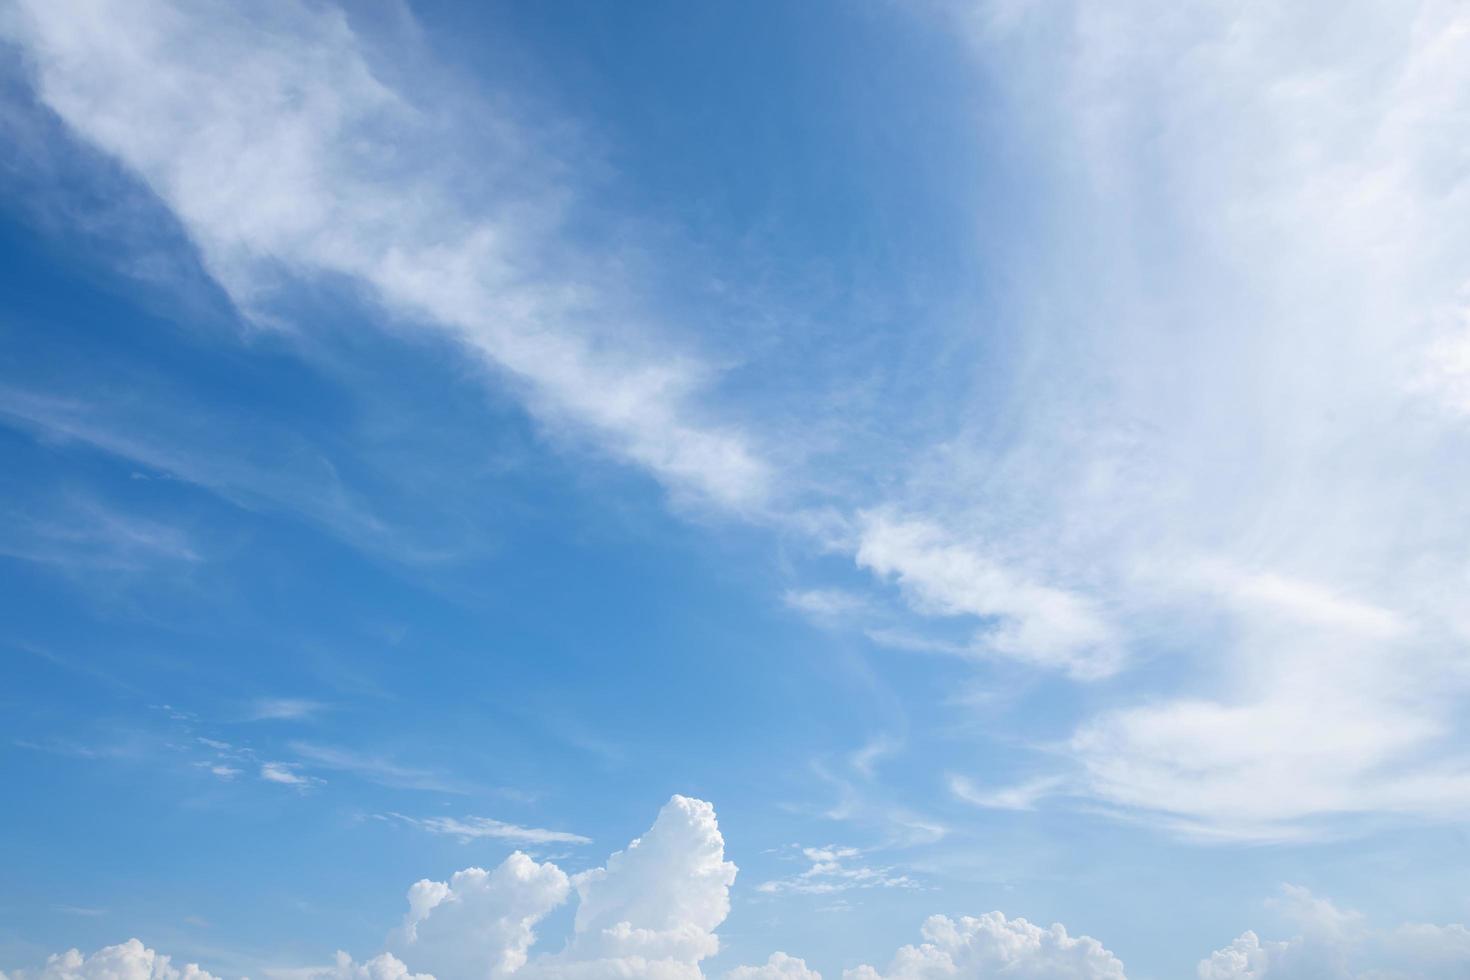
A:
[3, 1, 1470, 978]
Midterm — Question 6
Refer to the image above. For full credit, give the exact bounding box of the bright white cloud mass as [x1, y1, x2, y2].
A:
[5, 799, 1468, 979]
[3, 0, 1470, 977]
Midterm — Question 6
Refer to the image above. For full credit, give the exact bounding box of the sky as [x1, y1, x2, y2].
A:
[1, 0, 1469, 978]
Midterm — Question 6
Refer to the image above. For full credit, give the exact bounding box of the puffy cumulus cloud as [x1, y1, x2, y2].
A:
[287, 952, 434, 980]
[1, 947, 426, 980]
[1198, 886, 1470, 979]
[842, 913, 1126, 980]
[1, 939, 219, 980]
[522, 795, 738, 979]
[724, 954, 823, 980]
[10, 875, 1470, 980]
[13, 809, 1469, 980]
[376, 795, 739, 979]
[390, 852, 571, 978]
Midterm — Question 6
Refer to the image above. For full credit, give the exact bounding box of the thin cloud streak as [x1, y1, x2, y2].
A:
[384, 813, 591, 847]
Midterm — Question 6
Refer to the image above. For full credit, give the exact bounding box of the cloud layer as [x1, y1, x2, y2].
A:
[7, 800, 1468, 980]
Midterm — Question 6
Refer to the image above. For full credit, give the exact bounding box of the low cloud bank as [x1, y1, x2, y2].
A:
[5, 801, 1467, 980]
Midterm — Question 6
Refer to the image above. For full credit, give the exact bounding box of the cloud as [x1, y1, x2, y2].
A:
[8, 0, 1470, 852]
[269, 953, 433, 980]
[288, 742, 464, 794]
[906, 0, 1470, 839]
[948, 774, 1066, 812]
[245, 698, 329, 722]
[1198, 885, 1470, 979]
[848, 735, 900, 780]
[378, 794, 741, 979]
[1, 0, 768, 511]
[8, 803, 1470, 980]
[1, 939, 219, 980]
[841, 912, 1127, 980]
[0, 491, 200, 571]
[725, 954, 823, 980]
[260, 761, 314, 787]
[389, 854, 571, 978]
[757, 845, 915, 897]
[783, 589, 873, 623]
[855, 512, 1120, 680]
[522, 795, 738, 979]
[0, 385, 414, 560]
[386, 814, 591, 847]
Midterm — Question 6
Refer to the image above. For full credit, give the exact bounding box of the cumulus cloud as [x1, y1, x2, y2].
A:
[381, 794, 739, 979]
[390, 853, 571, 978]
[724, 954, 823, 980]
[522, 795, 738, 979]
[842, 912, 1127, 980]
[0, 939, 219, 980]
[278, 952, 433, 980]
[9, 804, 1470, 980]
[1198, 885, 1470, 979]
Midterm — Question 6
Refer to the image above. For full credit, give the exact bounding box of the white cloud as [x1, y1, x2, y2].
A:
[842, 912, 1127, 980]
[783, 589, 873, 622]
[384, 795, 739, 979]
[522, 795, 738, 979]
[9, 804, 1470, 980]
[389, 853, 570, 978]
[386, 813, 591, 847]
[1198, 886, 1470, 979]
[848, 735, 900, 781]
[1, 939, 219, 980]
[270, 952, 433, 980]
[288, 742, 462, 794]
[260, 762, 314, 787]
[757, 845, 915, 896]
[1, 0, 768, 511]
[0, 493, 200, 571]
[948, 774, 1065, 812]
[904, 0, 1470, 839]
[8, 0, 1470, 852]
[855, 512, 1120, 679]
[245, 698, 329, 722]
[725, 954, 823, 980]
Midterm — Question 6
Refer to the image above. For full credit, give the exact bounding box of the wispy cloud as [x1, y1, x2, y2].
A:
[0, 490, 200, 571]
[7, 0, 1470, 849]
[384, 813, 590, 847]
[196, 762, 242, 781]
[756, 842, 917, 896]
[51, 904, 106, 917]
[244, 698, 329, 723]
[260, 762, 317, 788]
[288, 741, 465, 794]
[1, 0, 768, 513]
[949, 774, 1066, 812]
[856, 511, 1121, 679]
